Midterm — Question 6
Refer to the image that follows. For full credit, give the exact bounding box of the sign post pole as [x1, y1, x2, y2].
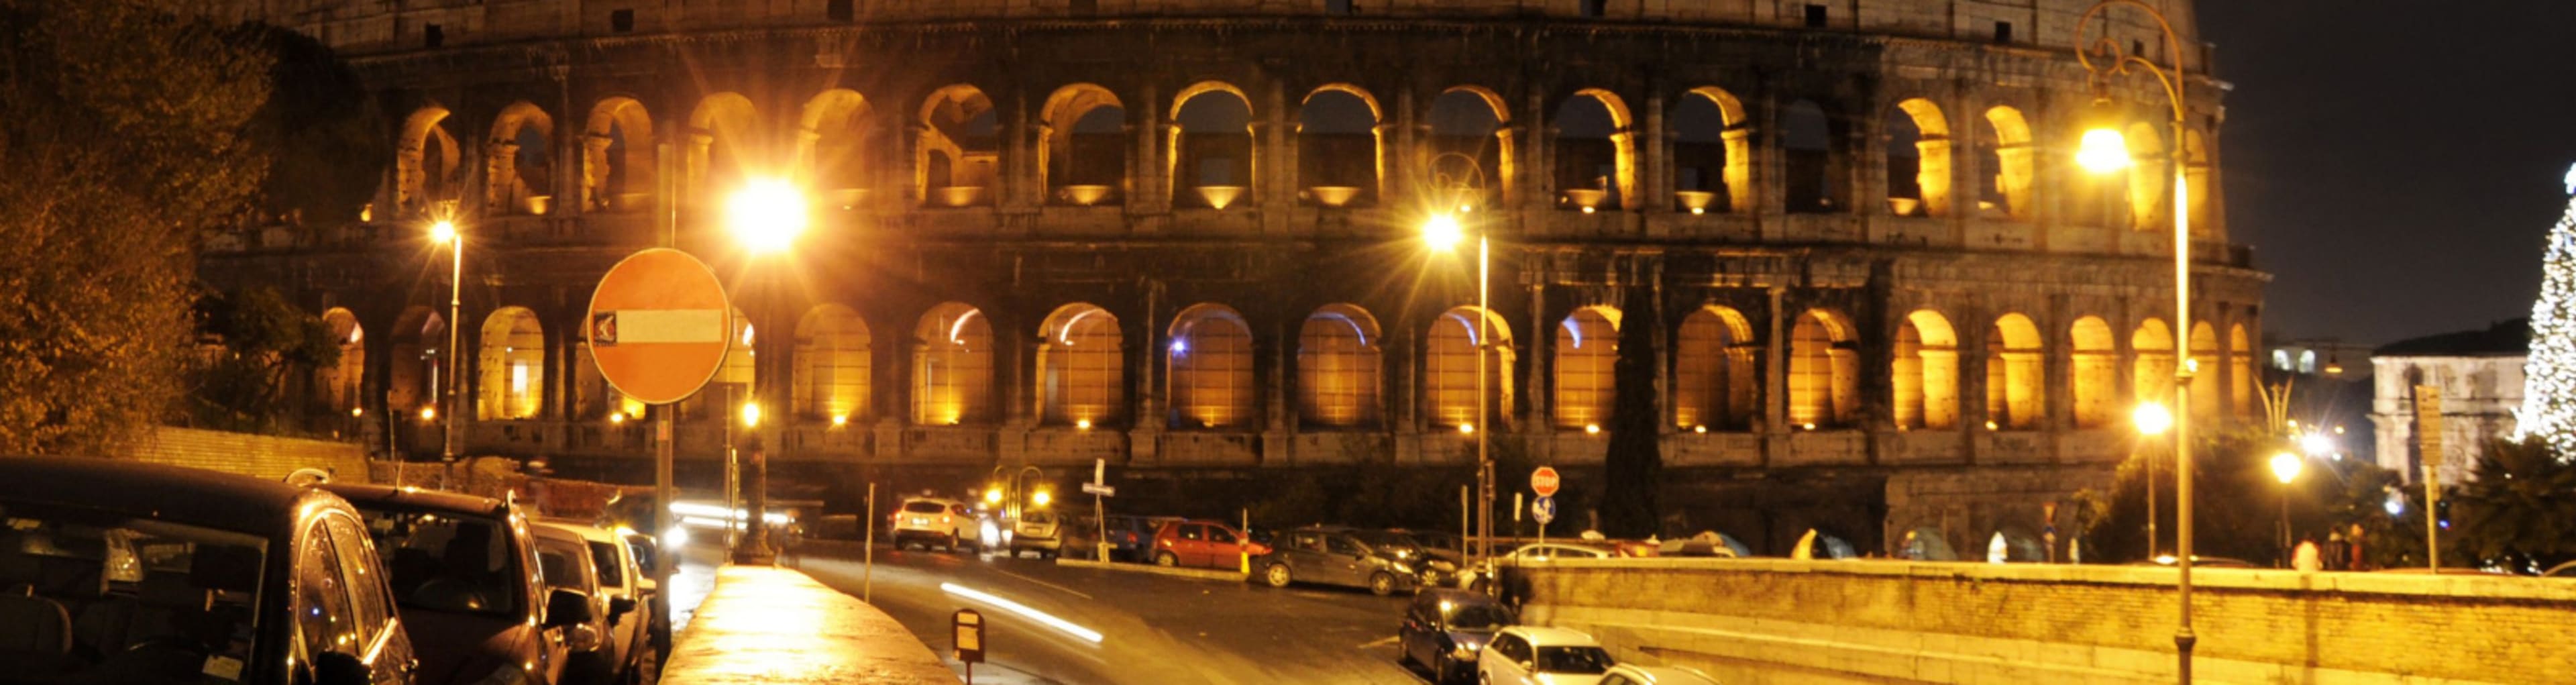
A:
[585, 246, 732, 655]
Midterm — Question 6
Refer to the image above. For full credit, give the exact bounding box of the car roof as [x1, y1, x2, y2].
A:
[535, 519, 616, 543]
[1505, 626, 1601, 647]
[1608, 665, 1719, 684]
[0, 456, 345, 538]
[531, 523, 589, 545]
[323, 482, 511, 517]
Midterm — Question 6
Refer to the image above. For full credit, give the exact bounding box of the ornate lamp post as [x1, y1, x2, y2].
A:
[727, 178, 807, 564]
[1422, 152, 1493, 570]
[2074, 1, 2198, 681]
[428, 219, 464, 467]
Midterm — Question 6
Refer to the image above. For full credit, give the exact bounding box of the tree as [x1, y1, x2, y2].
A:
[235, 23, 386, 225]
[0, 1, 272, 454]
[2451, 438, 2576, 571]
[2518, 165, 2576, 455]
[2076, 429, 2392, 564]
[183, 285, 340, 433]
[1597, 285, 1663, 537]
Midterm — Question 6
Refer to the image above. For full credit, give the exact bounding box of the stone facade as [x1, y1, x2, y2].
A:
[195, 0, 2265, 556]
[2370, 321, 2530, 486]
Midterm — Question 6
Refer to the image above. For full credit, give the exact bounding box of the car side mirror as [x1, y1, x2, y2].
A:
[566, 623, 604, 652]
[314, 651, 370, 685]
[544, 588, 594, 628]
[610, 596, 637, 619]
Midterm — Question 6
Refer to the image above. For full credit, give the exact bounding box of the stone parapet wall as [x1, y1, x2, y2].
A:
[1517, 558, 2576, 684]
[127, 426, 371, 483]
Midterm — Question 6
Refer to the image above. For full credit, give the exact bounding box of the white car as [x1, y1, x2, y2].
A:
[891, 496, 985, 552]
[1461, 543, 1619, 591]
[539, 519, 657, 685]
[1010, 509, 1063, 559]
[1478, 625, 1615, 685]
[1600, 664, 1721, 685]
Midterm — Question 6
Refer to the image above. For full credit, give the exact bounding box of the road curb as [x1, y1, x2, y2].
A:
[1056, 557, 1249, 582]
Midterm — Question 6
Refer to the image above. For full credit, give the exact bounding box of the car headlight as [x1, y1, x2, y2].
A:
[470, 664, 532, 685]
[1451, 644, 1479, 661]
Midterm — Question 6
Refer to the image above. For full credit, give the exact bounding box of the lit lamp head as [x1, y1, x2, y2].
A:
[1422, 213, 1466, 252]
[729, 178, 808, 254]
[1032, 489, 1053, 508]
[2269, 452, 2304, 485]
[428, 219, 458, 244]
[983, 487, 1004, 505]
[739, 401, 762, 428]
[2299, 432, 2335, 457]
[2076, 100, 2134, 175]
[2132, 402, 2174, 436]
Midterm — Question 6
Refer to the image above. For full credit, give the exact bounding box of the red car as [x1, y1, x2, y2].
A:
[1150, 520, 1271, 569]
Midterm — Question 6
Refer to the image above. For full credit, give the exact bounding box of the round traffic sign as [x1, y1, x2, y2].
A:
[585, 248, 732, 405]
[1531, 466, 1561, 498]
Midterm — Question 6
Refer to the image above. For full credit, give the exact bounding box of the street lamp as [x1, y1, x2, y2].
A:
[427, 219, 464, 467]
[1424, 207, 1493, 571]
[2270, 451, 2304, 565]
[2074, 1, 2198, 680]
[727, 178, 807, 565]
[2133, 401, 2172, 555]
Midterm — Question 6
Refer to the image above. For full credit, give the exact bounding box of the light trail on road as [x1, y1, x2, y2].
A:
[942, 582, 1108, 644]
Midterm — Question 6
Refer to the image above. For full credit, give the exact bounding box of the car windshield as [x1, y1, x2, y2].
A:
[902, 501, 947, 514]
[358, 508, 523, 616]
[1446, 604, 1513, 631]
[0, 500, 270, 678]
[1536, 645, 1614, 674]
[1022, 511, 1054, 525]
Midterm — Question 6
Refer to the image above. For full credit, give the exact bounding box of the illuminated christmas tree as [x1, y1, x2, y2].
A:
[2518, 164, 2576, 457]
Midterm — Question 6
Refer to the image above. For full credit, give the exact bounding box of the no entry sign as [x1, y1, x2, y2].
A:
[586, 248, 731, 405]
[1531, 466, 1562, 498]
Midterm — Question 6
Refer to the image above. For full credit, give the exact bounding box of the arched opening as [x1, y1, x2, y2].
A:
[1040, 85, 1128, 207]
[1986, 313, 2045, 429]
[489, 102, 555, 215]
[914, 303, 992, 425]
[2126, 122, 2169, 231]
[686, 93, 759, 210]
[2072, 316, 2117, 428]
[1788, 309, 1858, 428]
[1782, 99, 1844, 213]
[1297, 304, 1383, 428]
[386, 308, 443, 415]
[1428, 87, 1513, 209]
[1674, 306, 1757, 431]
[918, 85, 998, 207]
[2132, 318, 2176, 409]
[794, 304, 871, 423]
[396, 105, 461, 218]
[799, 89, 878, 210]
[1426, 307, 1515, 431]
[682, 308, 755, 421]
[1038, 303, 1124, 427]
[568, 319, 639, 421]
[1170, 83, 1255, 209]
[1673, 87, 1750, 214]
[1552, 90, 1634, 212]
[1297, 86, 1381, 207]
[1553, 307, 1620, 429]
[2189, 322, 2219, 421]
[2231, 323, 2256, 419]
[316, 309, 366, 417]
[1884, 98, 1950, 217]
[1979, 106, 2034, 221]
[1893, 310, 1959, 430]
[1167, 304, 1254, 429]
[477, 307, 544, 421]
[582, 97, 655, 213]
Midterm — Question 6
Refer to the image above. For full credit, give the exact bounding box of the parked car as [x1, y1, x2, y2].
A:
[531, 524, 612, 682]
[329, 483, 594, 685]
[1100, 515, 1181, 562]
[538, 520, 656, 685]
[1600, 664, 1723, 685]
[1010, 509, 1063, 559]
[1256, 526, 1418, 595]
[1150, 519, 1270, 570]
[0, 457, 417, 684]
[1479, 626, 1615, 685]
[1460, 541, 1623, 592]
[1366, 529, 1462, 586]
[1400, 588, 1517, 684]
[890, 496, 983, 552]
[617, 528, 670, 660]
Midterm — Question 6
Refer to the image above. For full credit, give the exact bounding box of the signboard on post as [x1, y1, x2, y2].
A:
[584, 248, 732, 405]
[1082, 482, 1116, 496]
[1532, 496, 1556, 526]
[1530, 466, 1561, 498]
[953, 608, 985, 664]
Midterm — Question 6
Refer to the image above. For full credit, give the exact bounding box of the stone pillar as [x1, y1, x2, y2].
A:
[1764, 286, 1788, 434]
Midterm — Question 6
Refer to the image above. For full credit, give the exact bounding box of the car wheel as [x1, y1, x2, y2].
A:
[1368, 571, 1397, 596]
[1155, 551, 1179, 567]
[1263, 563, 1293, 588]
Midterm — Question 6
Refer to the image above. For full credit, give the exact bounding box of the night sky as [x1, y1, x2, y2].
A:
[2196, 2, 2576, 346]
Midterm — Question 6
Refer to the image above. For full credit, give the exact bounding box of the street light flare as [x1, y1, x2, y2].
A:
[729, 178, 808, 254]
[2076, 127, 2132, 174]
[2133, 403, 2174, 436]
[1422, 213, 1465, 252]
[2270, 452, 2304, 484]
[739, 401, 762, 427]
[428, 219, 457, 244]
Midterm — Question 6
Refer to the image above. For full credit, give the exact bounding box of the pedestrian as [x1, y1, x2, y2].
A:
[2325, 530, 2348, 571]
[2294, 537, 2322, 573]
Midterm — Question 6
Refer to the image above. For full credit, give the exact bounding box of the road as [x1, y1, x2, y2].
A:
[784, 541, 1430, 684]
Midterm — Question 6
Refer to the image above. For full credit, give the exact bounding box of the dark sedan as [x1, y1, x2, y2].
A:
[1400, 588, 1516, 684]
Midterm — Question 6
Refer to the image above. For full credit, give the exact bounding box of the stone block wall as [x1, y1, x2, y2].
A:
[127, 426, 371, 483]
[1517, 558, 2576, 684]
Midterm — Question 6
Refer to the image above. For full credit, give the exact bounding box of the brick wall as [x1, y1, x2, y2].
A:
[127, 427, 372, 484]
[1518, 558, 2576, 684]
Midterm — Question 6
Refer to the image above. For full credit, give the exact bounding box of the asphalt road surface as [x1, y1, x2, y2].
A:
[787, 542, 1432, 684]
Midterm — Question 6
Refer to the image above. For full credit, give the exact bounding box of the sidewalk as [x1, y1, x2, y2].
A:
[660, 564, 955, 684]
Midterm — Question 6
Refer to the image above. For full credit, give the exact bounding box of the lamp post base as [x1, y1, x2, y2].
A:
[2175, 630, 2196, 684]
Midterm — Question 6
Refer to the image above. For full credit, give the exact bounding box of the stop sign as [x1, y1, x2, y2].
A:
[1531, 466, 1561, 498]
[585, 248, 732, 405]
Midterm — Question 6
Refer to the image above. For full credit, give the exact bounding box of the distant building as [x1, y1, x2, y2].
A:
[2370, 319, 2529, 484]
[2269, 339, 2375, 382]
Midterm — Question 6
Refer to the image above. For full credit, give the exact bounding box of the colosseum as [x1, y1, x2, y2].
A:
[189, 0, 2264, 557]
